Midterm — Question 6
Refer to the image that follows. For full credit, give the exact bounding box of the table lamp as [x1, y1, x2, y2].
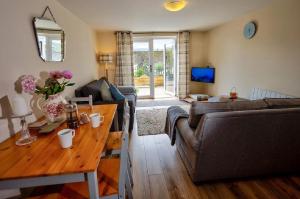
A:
[98, 53, 113, 78]
[11, 96, 37, 146]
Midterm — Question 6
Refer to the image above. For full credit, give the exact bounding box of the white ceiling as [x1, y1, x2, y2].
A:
[57, 0, 273, 31]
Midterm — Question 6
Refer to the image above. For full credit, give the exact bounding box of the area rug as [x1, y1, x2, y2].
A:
[136, 105, 190, 136]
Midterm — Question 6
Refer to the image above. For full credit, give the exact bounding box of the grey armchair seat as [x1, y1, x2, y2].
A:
[75, 78, 137, 132]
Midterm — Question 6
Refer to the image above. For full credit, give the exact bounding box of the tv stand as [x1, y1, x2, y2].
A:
[189, 94, 210, 101]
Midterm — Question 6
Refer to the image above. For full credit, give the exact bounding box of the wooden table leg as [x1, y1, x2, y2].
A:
[87, 171, 99, 199]
[114, 110, 119, 131]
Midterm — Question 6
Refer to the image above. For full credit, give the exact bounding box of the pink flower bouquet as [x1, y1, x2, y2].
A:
[21, 70, 75, 99]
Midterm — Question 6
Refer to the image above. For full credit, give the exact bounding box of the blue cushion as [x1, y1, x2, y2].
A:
[110, 84, 125, 101]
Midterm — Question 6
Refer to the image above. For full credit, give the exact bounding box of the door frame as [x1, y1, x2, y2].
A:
[133, 34, 177, 99]
[163, 42, 177, 96]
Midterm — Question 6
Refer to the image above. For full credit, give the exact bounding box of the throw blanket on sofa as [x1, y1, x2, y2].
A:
[165, 106, 189, 145]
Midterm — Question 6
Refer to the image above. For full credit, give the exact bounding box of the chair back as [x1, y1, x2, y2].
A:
[66, 95, 93, 107]
[118, 132, 129, 199]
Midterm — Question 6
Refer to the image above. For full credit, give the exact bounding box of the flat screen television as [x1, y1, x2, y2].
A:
[191, 67, 215, 83]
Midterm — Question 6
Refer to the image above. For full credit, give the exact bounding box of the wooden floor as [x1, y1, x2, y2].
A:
[129, 119, 300, 199]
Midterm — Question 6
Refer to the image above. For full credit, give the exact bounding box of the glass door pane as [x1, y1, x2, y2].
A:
[133, 40, 151, 98]
[164, 40, 176, 95]
[153, 38, 176, 98]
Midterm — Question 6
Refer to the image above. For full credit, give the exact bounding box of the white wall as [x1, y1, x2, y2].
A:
[189, 31, 208, 94]
[95, 31, 117, 82]
[0, 0, 98, 197]
[205, 0, 300, 98]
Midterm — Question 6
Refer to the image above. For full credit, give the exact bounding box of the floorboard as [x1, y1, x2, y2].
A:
[149, 174, 170, 199]
[129, 121, 151, 199]
[143, 136, 163, 175]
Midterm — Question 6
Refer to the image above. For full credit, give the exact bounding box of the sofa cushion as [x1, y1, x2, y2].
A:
[264, 98, 300, 109]
[229, 100, 268, 110]
[110, 84, 125, 101]
[188, 100, 268, 129]
[81, 80, 102, 101]
[188, 102, 230, 129]
[99, 80, 113, 101]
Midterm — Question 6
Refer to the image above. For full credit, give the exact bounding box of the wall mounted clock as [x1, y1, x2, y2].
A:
[243, 21, 257, 39]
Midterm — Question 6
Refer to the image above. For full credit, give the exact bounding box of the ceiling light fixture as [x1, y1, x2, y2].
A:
[164, 0, 187, 12]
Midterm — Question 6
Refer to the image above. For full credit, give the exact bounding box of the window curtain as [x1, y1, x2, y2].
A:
[115, 31, 134, 86]
[177, 31, 190, 99]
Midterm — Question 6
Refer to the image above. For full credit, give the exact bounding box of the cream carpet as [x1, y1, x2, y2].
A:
[136, 99, 190, 136]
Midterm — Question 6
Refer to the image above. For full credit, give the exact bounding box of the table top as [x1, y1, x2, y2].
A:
[0, 104, 117, 180]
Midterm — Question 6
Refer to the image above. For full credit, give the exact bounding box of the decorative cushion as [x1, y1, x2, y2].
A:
[188, 100, 268, 129]
[110, 84, 125, 101]
[264, 98, 300, 109]
[99, 80, 113, 101]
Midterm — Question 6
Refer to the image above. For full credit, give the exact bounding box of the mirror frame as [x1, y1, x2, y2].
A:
[32, 17, 66, 62]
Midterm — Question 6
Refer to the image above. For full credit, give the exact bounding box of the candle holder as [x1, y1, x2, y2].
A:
[11, 112, 37, 146]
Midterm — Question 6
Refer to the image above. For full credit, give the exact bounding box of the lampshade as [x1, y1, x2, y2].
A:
[164, 0, 187, 12]
[98, 53, 113, 63]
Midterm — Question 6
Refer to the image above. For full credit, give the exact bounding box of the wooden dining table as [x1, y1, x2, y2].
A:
[0, 104, 117, 199]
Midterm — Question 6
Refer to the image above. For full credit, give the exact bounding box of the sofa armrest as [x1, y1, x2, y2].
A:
[117, 86, 136, 95]
[176, 118, 200, 151]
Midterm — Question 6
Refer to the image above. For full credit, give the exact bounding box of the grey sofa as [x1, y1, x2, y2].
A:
[175, 98, 300, 182]
[75, 78, 137, 132]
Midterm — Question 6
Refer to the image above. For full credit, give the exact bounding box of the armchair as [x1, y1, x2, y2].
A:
[74, 78, 136, 132]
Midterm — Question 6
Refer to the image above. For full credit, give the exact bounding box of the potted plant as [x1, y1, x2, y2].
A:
[21, 70, 75, 122]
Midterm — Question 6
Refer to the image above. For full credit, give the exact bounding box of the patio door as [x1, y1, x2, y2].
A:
[133, 36, 177, 98]
[133, 38, 154, 98]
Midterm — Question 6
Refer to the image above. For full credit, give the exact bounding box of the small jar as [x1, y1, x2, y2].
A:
[64, 103, 79, 129]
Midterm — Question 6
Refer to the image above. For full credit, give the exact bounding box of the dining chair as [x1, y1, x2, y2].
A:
[61, 132, 133, 199]
[66, 95, 132, 188]
[102, 131, 134, 188]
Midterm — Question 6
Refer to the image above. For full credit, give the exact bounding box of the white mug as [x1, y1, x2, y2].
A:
[57, 129, 75, 149]
[89, 113, 104, 128]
